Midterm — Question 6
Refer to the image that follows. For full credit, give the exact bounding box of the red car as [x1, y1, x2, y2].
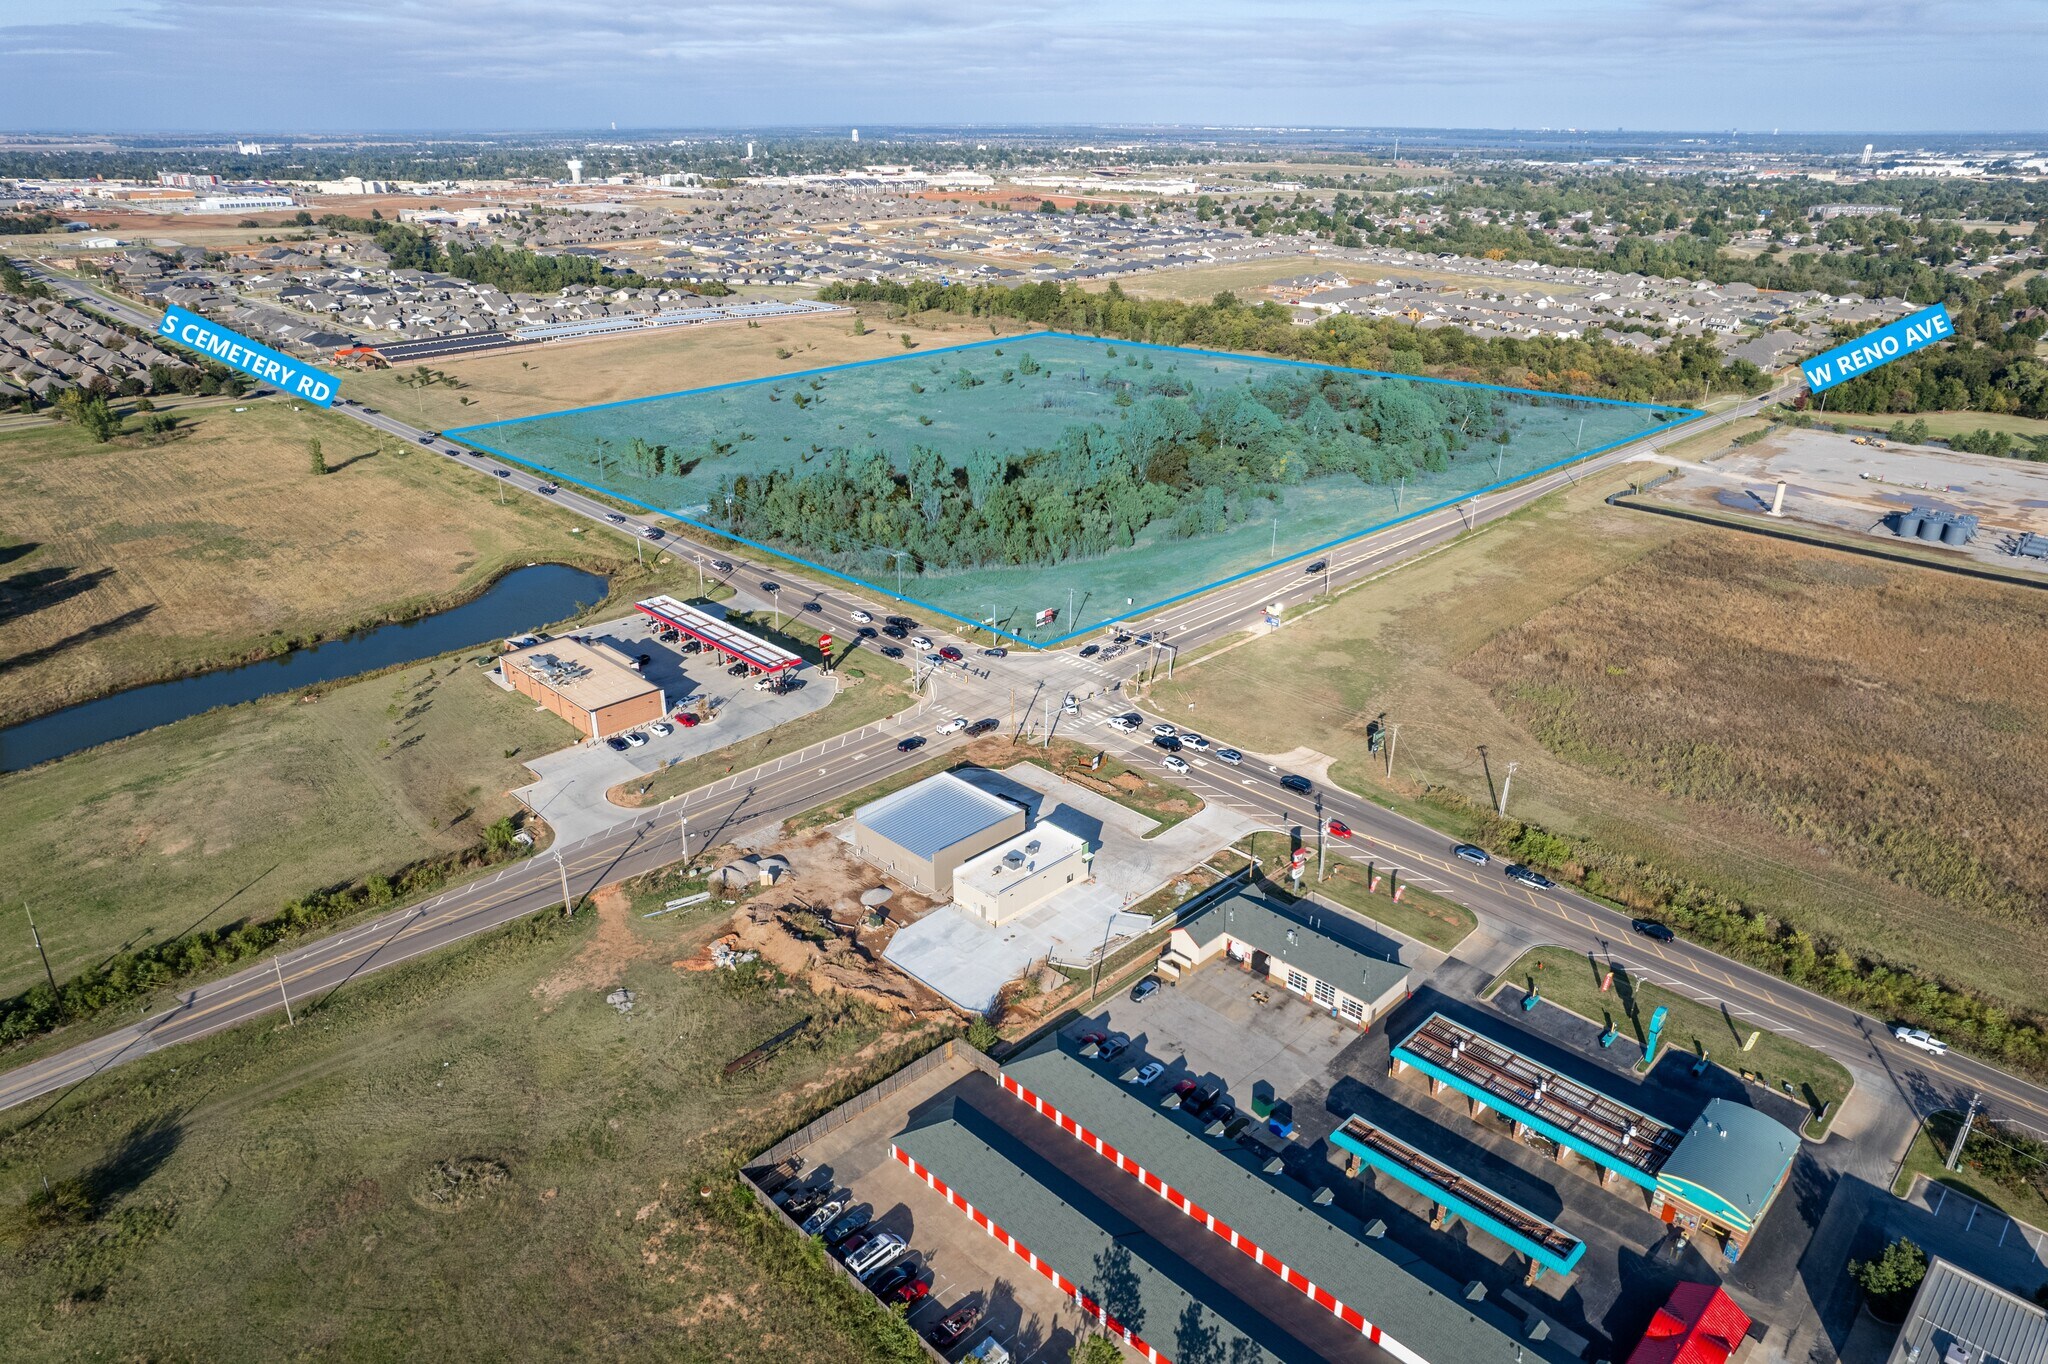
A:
[1327, 819, 1353, 839]
[887, 1276, 930, 1307]
[938, 645, 963, 662]
[673, 711, 700, 727]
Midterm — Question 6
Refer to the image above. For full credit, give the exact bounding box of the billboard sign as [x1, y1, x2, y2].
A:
[1034, 607, 1058, 627]
[1800, 304, 1952, 395]
[157, 304, 340, 406]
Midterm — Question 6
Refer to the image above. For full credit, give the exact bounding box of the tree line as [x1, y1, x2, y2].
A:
[819, 278, 1770, 405]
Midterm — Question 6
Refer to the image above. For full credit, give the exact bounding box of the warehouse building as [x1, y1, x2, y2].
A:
[1886, 1256, 2048, 1364]
[950, 823, 1090, 926]
[501, 637, 665, 741]
[850, 772, 1025, 895]
[1162, 882, 1411, 1030]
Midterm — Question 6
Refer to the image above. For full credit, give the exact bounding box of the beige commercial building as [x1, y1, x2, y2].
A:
[850, 771, 1025, 895]
[1164, 883, 1411, 1031]
[951, 824, 1089, 926]
[502, 637, 666, 740]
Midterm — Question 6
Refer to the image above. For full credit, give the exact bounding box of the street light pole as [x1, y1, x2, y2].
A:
[274, 956, 295, 1026]
[555, 853, 574, 918]
[1498, 760, 1519, 817]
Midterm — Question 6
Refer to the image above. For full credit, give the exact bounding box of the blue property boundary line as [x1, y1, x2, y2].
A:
[447, 333, 1704, 646]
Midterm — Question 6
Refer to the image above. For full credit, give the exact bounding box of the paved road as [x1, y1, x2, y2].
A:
[8, 266, 2034, 1151]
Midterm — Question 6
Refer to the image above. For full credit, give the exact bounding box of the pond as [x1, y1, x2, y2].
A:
[1, 563, 608, 773]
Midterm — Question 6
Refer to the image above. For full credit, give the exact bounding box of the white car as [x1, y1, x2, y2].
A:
[1062, 697, 1080, 714]
[1107, 717, 1139, 733]
[911, 636, 935, 651]
[1151, 722, 1176, 737]
[937, 717, 967, 735]
[623, 730, 648, 747]
[848, 1233, 907, 1281]
[1162, 754, 1190, 775]
[850, 610, 872, 623]
[1181, 733, 1209, 751]
[648, 721, 673, 737]
[1132, 1062, 1165, 1087]
[1893, 1027, 1948, 1055]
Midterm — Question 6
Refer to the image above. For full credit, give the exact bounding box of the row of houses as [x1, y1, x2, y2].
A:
[0, 296, 179, 402]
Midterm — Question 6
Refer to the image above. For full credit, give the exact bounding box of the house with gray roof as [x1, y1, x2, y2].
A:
[1165, 880, 1410, 1030]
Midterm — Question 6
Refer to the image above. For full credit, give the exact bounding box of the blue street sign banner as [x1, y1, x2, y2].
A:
[1800, 303, 1952, 395]
[156, 304, 340, 406]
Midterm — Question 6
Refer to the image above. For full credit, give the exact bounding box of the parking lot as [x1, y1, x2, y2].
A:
[508, 607, 834, 839]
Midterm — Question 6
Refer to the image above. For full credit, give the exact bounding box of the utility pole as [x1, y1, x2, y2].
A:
[1498, 760, 1519, 817]
[1316, 796, 1327, 882]
[1576, 415, 1586, 450]
[1948, 1093, 1982, 1172]
[694, 557, 703, 594]
[678, 811, 689, 863]
[274, 956, 295, 1026]
[1385, 723, 1399, 780]
[1323, 558, 1331, 598]
[555, 853, 574, 918]
[23, 903, 57, 999]
[1271, 517, 1278, 556]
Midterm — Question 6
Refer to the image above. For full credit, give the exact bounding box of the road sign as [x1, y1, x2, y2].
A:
[1800, 303, 1952, 394]
[158, 304, 339, 406]
[817, 634, 832, 652]
[1035, 607, 1058, 627]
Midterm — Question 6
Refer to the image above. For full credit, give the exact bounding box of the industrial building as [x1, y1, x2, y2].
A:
[1163, 882, 1412, 1031]
[850, 772, 1025, 894]
[1390, 1014, 1798, 1257]
[500, 637, 665, 740]
[1887, 1257, 2048, 1364]
[949, 823, 1090, 926]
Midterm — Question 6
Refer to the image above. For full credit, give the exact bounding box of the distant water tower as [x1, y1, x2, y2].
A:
[745, 141, 754, 161]
[565, 158, 583, 184]
[851, 128, 859, 143]
[1860, 143, 1874, 165]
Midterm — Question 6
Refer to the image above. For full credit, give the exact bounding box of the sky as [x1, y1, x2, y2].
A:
[0, 0, 2042, 134]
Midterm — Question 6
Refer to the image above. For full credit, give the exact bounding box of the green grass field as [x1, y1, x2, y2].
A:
[1892, 1110, 2048, 1231]
[1238, 833, 1474, 953]
[1493, 945, 1851, 1135]
[0, 888, 941, 1362]
[0, 399, 626, 724]
[1893, 410, 2048, 441]
[1149, 479, 2048, 1013]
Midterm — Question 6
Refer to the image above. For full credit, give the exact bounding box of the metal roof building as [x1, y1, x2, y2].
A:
[1655, 1100, 1800, 1251]
[850, 771, 1026, 895]
[1887, 1257, 2048, 1364]
[635, 595, 802, 674]
[1168, 882, 1413, 1031]
[997, 1042, 1576, 1364]
[894, 1097, 1335, 1364]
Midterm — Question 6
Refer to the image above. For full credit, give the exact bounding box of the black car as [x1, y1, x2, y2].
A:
[880, 645, 904, 659]
[983, 647, 1007, 658]
[964, 719, 999, 737]
[1152, 734, 1182, 752]
[1278, 774, 1312, 795]
[1188, 1085, 1221, 1115]
[1204, 1101, 1237, 1128]
[856, 626, 877, 638]
[728, 661, 750, 676]
[1079, 644, 1100, 658]
[1631, 918, 1676, 942]
[869, 1263, 917, 1298]
[897, 736, 926, 753]
[1113, 632, 1132, 645]
[1504, 864, 1556, 890]
[1305, 560, 1326, 574]
[803, 601, 823, 613]
[1129, 976, 1160, 1004]
[883, 624, 909, 639]
[886, 616, 917, 629]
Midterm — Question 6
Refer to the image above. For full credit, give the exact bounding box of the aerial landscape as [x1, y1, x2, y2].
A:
[2, 4, 2046, 1364]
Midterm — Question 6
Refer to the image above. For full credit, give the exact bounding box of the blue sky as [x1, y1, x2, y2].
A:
[0, 0, 2041, 133]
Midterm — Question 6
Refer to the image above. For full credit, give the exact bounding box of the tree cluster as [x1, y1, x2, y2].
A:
[711, 363, 1541, 574]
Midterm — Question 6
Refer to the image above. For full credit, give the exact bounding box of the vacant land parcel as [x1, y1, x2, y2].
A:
[0, 400, 619, 724]
[456, 332, 1685, 641]
[1153, 482, 2048, 1014]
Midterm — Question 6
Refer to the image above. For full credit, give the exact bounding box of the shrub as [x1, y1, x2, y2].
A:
[1851, 1237, 1927, 1321]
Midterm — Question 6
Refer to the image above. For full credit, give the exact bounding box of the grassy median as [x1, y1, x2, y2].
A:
[1238, 832, 1474, 953]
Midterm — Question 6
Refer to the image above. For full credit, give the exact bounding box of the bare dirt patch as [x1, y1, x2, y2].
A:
[534, 882, 653, 1003]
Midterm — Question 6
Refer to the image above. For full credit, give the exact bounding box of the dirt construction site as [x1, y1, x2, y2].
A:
[1639, 426, 2048, 574]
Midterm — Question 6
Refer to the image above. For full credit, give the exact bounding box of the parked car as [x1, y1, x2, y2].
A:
[1893, 1027, 1948, 1055]
[674, 712, 699, 727]
[1452, 843, 1490, 865]
[1278, 774, 1313, 794]
[1204, 1101, 1237, 1128]
[1129, 976, 1161, 1004]
[868, 1263, 917, 1299]
[727, 661, 750, 676]
[799, 1198, 845, 1237]
[1133, 1061, 1165, 1086]
[832, 1229, 874, 1260]
[782, 1185, 830, 1219]
[605, 736, 630, 752]
[1097, 1033, 1130, 1061]
[911, 636, 935, 651]
[1504, 864, 1555, 890]
[649, 721, 673, 737]
[848, 1233, 907, 1281]
[754, 676, 781, 692]
[887, 1276, 930, 1308]
[624, 730, 648, 748]
[1171, 1079, 1199, 1105]
[850, 610, 872, 623]
[930, 1304, 982, 1347]
[964, 719, 999, 737]
[824, 1206, 871, 1243]
[1162, 754, 1190, 775]
[1631, 918, 1676, 942]
[897, 736, 926, 753]
[1188, 1085, 1221, 1115]
[1327, 819, 1353, 839]
[1216, 748, 1243, 765]
[1079, 644, 1100, 658]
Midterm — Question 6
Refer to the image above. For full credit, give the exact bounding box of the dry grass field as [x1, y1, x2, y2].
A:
[344, 308, 1030, 432]
[0, 401, 622, 725]
[1151, 481, 2048, 1011]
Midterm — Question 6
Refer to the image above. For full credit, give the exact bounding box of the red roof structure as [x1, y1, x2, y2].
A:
[1626, 1283, 1752, 1364]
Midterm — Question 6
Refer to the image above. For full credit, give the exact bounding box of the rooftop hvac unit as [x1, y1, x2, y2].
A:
[1024, 840, 1041, 855]
[1003, 850, 1026, 869]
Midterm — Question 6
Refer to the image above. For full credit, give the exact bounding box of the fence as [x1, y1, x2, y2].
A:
[746, 1038, 998, 1175]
